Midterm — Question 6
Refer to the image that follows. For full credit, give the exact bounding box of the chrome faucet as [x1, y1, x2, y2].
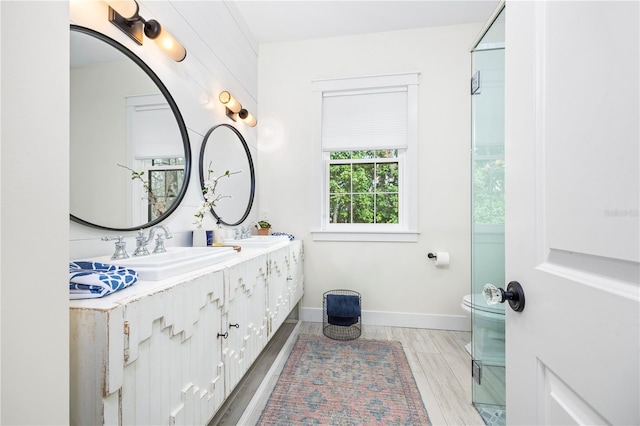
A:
[239, 222, 258, 239]
[133, 225, 173, 256]
[102, 236, 129, 259]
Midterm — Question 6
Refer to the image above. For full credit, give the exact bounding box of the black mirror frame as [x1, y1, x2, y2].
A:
[69, 25, 191, 231]
[199, 124, 255, 227]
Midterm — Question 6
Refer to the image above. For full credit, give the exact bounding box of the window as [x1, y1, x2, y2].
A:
[328, 150, 399, 224]
[131, 157, 185, 223]
[147, 158, 185, 221]
[312, 74, 419, 242]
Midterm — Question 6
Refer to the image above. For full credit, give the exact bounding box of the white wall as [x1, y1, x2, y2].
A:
[1, 2, 70, 424]
[69, 1, 260, 258]
[258, 24, 482, 330]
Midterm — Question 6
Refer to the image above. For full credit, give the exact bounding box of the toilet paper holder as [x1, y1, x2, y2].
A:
[427, 251, 450, 267]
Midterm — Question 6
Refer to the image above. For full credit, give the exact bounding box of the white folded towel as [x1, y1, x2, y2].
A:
[69, 261, 138, 300]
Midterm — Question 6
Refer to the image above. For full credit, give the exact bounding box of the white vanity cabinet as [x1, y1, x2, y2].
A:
[222, 255, 269, 394]
[120, 272, 227, 425]
[70, 271, 227, 426]
[70, 241, 303, 426]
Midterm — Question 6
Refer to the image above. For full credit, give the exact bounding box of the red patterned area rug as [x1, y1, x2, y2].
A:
[258, 334, 431, 425]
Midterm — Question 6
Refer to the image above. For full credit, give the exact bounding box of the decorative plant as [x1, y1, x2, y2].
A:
[118, 164, 166, 216]
[194, 161, 241, 228]
[256, 220, 271, 229]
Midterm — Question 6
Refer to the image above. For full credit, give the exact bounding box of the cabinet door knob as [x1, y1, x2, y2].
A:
[229, 323, 240, 329]
[217, 331, 228, 339]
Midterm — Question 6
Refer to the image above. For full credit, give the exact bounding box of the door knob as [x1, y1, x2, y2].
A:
[483, 281, 525, 312]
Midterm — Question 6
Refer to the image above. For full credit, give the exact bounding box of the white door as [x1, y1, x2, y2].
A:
[504, 1, 639, 424]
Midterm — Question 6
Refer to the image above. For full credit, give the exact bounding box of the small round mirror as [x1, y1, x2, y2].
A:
[199, 124, 255, 226]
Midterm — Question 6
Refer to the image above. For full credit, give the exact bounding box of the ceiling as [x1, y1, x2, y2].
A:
[231, 0, 500, 45]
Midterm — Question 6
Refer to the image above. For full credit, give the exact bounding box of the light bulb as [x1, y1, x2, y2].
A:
[219, 91, 242, 114]
[150, 25, 186, 62]
[104, 0, 138, 19]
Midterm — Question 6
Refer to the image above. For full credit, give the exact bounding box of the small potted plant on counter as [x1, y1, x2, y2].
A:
[256, 220, 271, 236]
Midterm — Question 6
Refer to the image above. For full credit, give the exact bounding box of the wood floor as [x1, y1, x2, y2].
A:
[211, 321, 485, 426]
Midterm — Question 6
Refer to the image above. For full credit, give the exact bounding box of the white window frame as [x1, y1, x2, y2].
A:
[311, 73, 419, 242]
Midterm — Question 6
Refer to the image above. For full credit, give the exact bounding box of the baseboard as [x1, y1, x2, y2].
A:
[300, 307, 471, 332]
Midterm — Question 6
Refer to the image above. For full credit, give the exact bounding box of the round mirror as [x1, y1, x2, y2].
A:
[199, 124, 255, 226]
[69, 25, 190, 231]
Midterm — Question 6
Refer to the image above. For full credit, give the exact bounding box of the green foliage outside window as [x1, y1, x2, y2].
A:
[329, 150, 399, 224]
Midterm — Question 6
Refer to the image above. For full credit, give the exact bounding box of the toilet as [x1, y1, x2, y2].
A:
[461, 294, 505, 366]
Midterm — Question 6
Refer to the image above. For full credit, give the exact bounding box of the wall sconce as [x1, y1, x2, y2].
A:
[219, 91, 258, 127]
[105, 0, 186, 62]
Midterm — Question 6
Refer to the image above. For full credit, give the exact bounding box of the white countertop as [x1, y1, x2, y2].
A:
[69, 241, 292, 311]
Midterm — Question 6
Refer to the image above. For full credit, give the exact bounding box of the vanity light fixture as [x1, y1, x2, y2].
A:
[219, 91, 258, 127]
[105, 0, 187, 62]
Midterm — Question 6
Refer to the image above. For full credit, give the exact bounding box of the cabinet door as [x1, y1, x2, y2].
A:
[266, 246, 291, 335]
[223, 256, 269, 395]
[288, 241, 304, 308]
[121, 272, 226, 426]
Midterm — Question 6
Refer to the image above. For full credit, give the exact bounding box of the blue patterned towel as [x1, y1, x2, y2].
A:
[69, 261, 138, 300]
[271, 232, 295, 241]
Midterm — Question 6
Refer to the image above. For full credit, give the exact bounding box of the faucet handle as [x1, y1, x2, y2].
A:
[102, 236, 129, 260]
[153, 234, 168, 254]
[133, 230, 151, 257]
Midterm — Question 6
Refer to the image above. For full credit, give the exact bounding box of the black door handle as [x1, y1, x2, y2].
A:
[483, 281, 525, 312]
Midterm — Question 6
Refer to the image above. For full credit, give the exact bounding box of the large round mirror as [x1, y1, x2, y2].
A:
[70, 25, 190, 231]
[199, 124, 255, 226]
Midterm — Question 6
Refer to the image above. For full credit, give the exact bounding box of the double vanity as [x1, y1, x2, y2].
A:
[70, 238, 304, 425]
[69, 20, 288, 426]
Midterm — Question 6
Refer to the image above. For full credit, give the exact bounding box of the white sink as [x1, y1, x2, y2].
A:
[84, 247, 238, 281]
[223, 235, 290, 248]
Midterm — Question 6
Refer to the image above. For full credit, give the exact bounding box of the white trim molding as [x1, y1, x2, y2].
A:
[311, 73, 420, 242]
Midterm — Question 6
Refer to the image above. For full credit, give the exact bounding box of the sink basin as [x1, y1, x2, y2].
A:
[223, 235, 290, 248]
[83, 247, 238, 281]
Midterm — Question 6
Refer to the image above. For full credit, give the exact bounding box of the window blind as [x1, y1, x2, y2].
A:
[321, 88, 408, 151]
[128, 99, 183, 159]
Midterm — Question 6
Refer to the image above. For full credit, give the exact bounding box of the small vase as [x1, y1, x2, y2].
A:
[192, 229, 208, 247]
[257, 227, 270, 236]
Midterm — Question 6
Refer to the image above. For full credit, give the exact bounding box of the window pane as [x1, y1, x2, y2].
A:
[329, 194, 351, 223]
[376, 194, 399, 223]
[376, 149, 398, 158]
[328, 150, 401, 225]
[330, 151, 351, 160]
[329, 164, 351, 193]
[150, 171, 166, 196]
[353, 194, 375, 223]
[352, 163, 374, 193]
[376, 163, 398, 192]
[352, 150, 376, 159]
[166, 170, 181, 198]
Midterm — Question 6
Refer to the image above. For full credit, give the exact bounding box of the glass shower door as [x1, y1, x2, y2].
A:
[470, 6, 506, 426]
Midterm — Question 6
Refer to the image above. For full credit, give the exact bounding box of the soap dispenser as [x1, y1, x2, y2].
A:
[213, 219, 225, 247]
